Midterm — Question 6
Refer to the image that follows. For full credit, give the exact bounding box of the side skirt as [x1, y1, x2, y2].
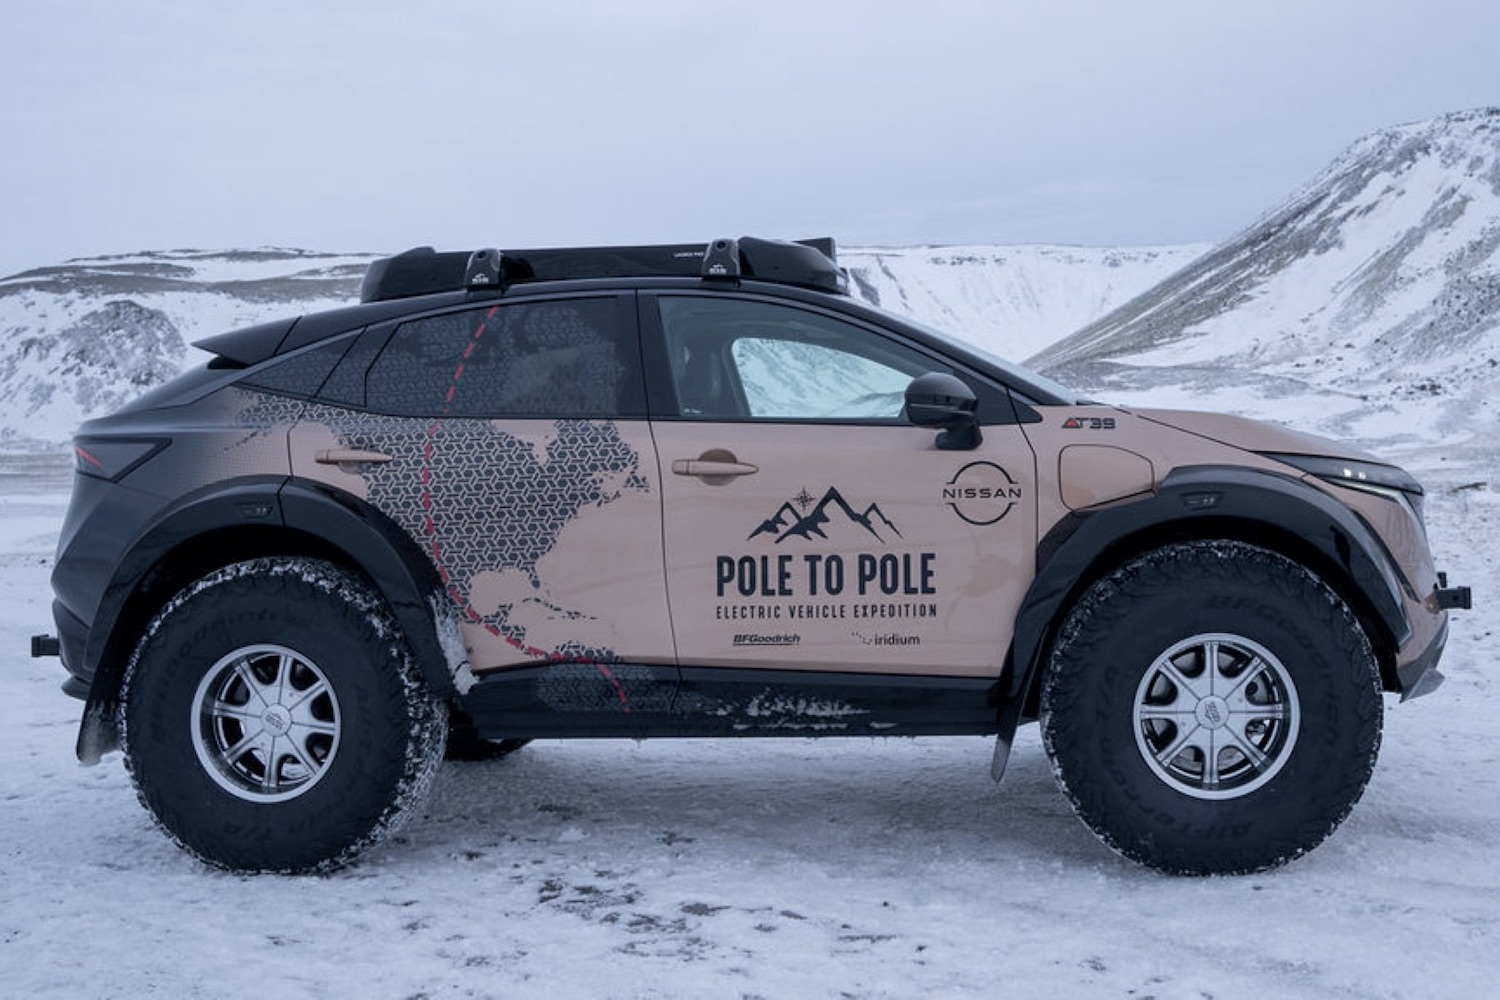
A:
[458, 662, 1002, 740]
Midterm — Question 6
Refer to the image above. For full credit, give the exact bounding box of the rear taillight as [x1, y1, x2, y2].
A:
[73, 438, 168, 481]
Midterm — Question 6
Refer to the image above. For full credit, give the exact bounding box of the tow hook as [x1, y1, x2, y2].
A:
[1435, 573, 1472, 611]
[30, 634, 60, 657]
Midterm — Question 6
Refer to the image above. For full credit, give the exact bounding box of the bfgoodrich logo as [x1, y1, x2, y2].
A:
[943, 462, 1023, 525]
[733, 633, 802, 647]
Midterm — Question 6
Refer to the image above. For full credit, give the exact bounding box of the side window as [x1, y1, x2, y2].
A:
[365, 297, 642, 418]
[659, 297, 937, 421]
[240, 334, 356, 399]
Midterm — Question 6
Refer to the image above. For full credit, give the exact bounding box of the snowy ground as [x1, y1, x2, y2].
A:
[2, 378, 1496, 999]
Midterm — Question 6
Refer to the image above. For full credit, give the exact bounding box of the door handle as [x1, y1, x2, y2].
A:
[671, 459, 759, 477]
[314, 449, 393, 473]
[671, 449, 758, 485]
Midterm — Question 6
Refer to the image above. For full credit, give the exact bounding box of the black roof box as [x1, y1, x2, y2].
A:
[359, 237, 844, 303]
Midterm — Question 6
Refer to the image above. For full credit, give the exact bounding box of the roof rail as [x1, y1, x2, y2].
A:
[359, 236, 844, 303]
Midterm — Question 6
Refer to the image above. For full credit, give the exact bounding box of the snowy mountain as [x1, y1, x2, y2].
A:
[0, 243, 1200, 449]
[1031, 107, 1500, 467]
[9, 101, 1500, 461]
[841, 243, 1207, 360]
[0, 249, 378, 447]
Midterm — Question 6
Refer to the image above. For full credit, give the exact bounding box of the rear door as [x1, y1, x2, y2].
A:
[646, 291, 1037, 679]
[287, 293, 674, 677]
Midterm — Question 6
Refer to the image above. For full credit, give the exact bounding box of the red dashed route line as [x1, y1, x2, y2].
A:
[419, 306, 631, 712]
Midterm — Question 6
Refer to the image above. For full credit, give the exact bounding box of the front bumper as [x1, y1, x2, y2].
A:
[1396, 616, 1450, 701]
[1397, 575, 1472, 701]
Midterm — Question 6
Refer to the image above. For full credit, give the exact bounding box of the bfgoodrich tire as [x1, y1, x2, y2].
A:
[120, 558, 448, 873]
[1041, 541, 1383, 875]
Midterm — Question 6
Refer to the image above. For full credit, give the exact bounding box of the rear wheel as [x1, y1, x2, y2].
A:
[120, 558, 448, 872]
[1041, 541, 1382, 874]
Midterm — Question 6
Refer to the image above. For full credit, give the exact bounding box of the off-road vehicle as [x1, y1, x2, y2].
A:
[33, 237, 1471, 874]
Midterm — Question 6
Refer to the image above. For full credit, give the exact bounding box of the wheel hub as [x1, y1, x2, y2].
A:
[191, 643, 342, 802]
[261, 704, 293, 737]
[1194, 695, 1230, 729]
[1132, 633, 1301, 800]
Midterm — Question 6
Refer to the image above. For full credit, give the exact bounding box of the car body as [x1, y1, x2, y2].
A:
[36, 236, 1471, 874]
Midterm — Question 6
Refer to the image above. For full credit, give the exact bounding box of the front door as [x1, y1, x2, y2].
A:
[648, 293, 1036, 679]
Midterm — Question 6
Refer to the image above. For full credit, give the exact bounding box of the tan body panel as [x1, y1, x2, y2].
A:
[654, 421, 1036, 677]
[1024, 404, 1445, 671]
[1118, 411, 1447, 660]
[289, 415, 674, 672]
[1022, 406, 1310, 538]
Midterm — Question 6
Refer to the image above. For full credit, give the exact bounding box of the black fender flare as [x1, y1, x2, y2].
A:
[76, 476, 458, 763]
[1004, 464, 1411, 709]
[77, 478, 288, 706]
[277, 477, 460, 698]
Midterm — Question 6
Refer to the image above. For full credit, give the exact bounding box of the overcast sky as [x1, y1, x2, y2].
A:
[2, 1, 1497, 278]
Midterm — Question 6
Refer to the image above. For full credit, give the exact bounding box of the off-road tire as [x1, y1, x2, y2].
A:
[1041, 541, 1383, 875]
[120, 558, 448, 873]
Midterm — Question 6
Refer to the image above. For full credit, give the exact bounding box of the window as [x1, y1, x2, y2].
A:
[365, 297, 642, 418]
[659, 297, 942, 420]
[240, 335, 354, 398]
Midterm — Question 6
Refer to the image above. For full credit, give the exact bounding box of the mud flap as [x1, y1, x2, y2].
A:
[990, 733, 1013, 783]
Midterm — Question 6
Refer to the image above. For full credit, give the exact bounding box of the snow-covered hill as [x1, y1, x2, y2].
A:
[841, 243, 1206, 360]
[8, 107, 1500, 461]
[0, 243, 1201, 449]
[0, 249, 378, 447]
[1031, 107, 1500, 471]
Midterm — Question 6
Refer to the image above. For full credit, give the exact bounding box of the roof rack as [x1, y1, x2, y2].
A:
[358, 236, 845, 304]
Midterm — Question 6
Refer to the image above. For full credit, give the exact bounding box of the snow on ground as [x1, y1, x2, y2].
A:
[2, 378, 1497, 999]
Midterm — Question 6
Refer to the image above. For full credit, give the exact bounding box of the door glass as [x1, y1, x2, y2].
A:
[659, 296, 941, 422]
[731, 338, 910, 419]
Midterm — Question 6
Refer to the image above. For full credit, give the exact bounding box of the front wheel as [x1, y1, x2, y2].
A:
[1041, 541, 1383, 875]
[120, 558, 448, 873]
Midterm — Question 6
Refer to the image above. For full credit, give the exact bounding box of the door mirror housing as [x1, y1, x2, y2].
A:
[905, 372, 982, 450]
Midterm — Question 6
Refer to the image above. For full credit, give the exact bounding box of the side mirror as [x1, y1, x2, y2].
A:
[905, 372, 982, 450]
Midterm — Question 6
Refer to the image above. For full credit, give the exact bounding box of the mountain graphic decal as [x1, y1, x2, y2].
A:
[748, 487, 903, 544]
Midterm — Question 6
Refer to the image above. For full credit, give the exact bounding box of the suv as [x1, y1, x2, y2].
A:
[34, 237, 1471, 875]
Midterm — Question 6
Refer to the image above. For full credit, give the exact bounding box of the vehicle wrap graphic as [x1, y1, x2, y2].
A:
[748, 486, 901, 543]
[238, 390, 654, 706]
[715, 486, 938, 625]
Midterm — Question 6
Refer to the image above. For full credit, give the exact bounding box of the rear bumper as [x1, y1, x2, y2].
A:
[51, 598, 93, 700]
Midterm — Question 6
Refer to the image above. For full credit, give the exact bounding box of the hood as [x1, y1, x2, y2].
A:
[1123, 408, 1387, 465]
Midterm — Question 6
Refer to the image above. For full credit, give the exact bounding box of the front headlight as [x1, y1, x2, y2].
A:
[1262, 452, 1425, 524]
